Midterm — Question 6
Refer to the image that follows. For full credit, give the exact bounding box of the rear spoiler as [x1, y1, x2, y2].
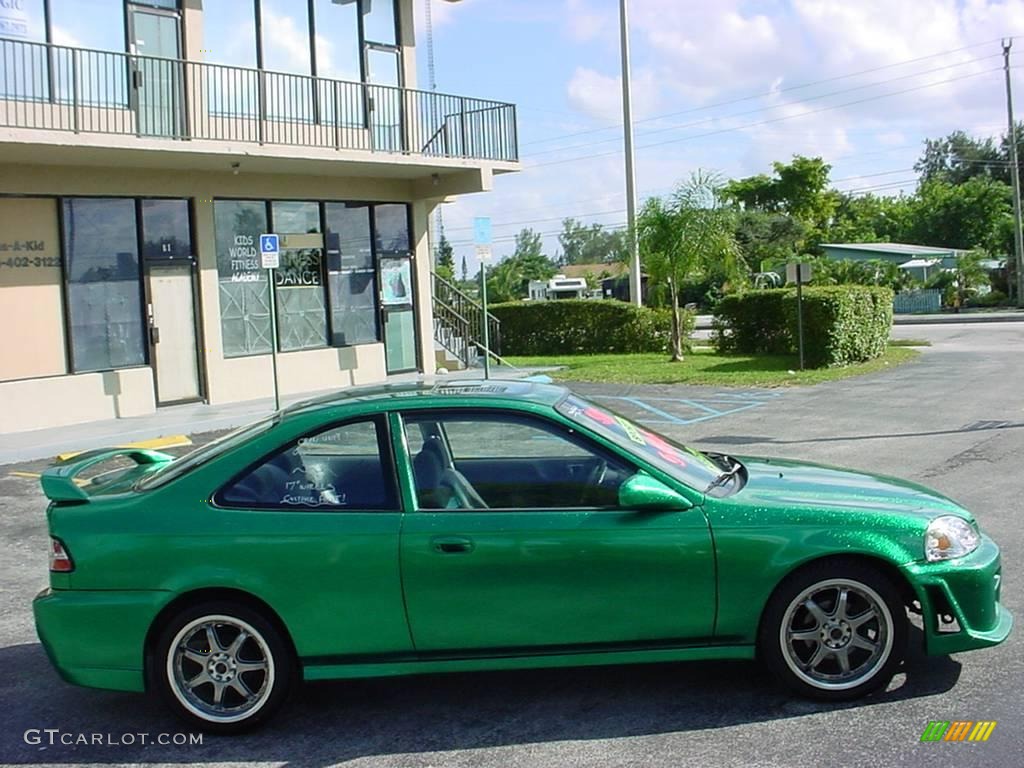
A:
[41, 448, 175, 502]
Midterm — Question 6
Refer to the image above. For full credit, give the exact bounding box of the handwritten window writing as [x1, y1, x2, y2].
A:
[218, 419, 396, 510]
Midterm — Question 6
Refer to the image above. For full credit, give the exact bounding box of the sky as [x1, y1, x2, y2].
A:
[415, 0, 1024, 274]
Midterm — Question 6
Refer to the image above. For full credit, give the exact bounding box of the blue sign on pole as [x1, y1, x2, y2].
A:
[473, 217, 492, 246]
[260, 234, 279, 254]
[259, 234, 280, 269]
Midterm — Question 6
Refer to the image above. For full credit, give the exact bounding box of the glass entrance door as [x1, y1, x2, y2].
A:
[129, 6, 183, 137]
[380, 256, 418, 373]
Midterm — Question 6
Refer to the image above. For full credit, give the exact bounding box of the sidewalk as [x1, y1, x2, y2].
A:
[693, 309, 1024, 330]
[0, 368, 533, 466]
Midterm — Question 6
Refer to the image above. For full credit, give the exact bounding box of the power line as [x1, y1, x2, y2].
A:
[524, 53, 1002, 160]
[528, 66, 1004, 170]
[519, 38, 1005, 148]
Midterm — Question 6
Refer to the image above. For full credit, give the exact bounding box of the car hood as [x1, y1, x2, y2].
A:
[730, 455, 970, 520]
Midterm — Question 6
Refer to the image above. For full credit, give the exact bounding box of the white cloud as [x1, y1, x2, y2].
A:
[564, 0, 612, 43]
[566, 66, 661, 122]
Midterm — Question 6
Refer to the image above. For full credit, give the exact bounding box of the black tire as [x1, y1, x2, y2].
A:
[758, 560, 907, 701]
[148, 600, 294, 734]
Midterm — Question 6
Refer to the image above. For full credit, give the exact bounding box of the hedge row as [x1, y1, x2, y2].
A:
[490, 300, 694, 356]
[713, 285, 893, 367]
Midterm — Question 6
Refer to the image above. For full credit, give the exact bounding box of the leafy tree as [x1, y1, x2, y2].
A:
[827, 193, 914, 244]
[513, 227, 544, 260]
[460, 254, 468, 284]
[434, 233, 455, 281]
[950, 249, 990, 309]
[914, 130, 1004, 185]
[914, 123, 1024, 186]
[637, 171, 742, 361]
[904, 177, 1012, 252]
[723, 155, 837, 251]
[479, 228, 556, 302]
[733, 210, 807, 272]
[557, 218, 626, 265]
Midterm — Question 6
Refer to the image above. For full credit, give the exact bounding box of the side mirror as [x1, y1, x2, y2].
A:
[618, 472, 693, 511]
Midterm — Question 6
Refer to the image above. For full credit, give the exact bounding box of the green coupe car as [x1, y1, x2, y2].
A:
[34, 380, 1011, 732]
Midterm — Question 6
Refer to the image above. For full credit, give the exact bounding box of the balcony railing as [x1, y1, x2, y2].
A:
[0, 38, 519, 163]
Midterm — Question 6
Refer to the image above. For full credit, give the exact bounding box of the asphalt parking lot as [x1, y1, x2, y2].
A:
[1, 322, 1021, 767]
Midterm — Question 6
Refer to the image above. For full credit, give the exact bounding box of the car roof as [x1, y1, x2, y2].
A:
[282, 378, 570, 417]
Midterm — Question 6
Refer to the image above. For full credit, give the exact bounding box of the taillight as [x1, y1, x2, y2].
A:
[49, 538, 74, 573]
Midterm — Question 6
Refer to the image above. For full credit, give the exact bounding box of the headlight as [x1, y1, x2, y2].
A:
[925, 515, 979, 562]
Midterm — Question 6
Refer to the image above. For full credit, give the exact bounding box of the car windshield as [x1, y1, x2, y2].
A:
[556, 394, 724, 493]
[134, 414, 279, 490]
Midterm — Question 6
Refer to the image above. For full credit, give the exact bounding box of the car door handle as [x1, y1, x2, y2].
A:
[431, 536, 474, 554]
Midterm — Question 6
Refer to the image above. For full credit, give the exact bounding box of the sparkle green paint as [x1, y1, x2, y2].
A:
[32, 380, 1012, 731]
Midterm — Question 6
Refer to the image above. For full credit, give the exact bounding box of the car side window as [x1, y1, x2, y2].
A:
[217, 419, 398, 510]
[404, 410, 634, 510]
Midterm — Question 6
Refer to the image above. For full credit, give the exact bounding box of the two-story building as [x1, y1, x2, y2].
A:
[0, 0, 518, 432]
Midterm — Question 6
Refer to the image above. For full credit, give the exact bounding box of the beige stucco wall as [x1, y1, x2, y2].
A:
[0, 367, 156, 433]
[0, 163, 442, 432]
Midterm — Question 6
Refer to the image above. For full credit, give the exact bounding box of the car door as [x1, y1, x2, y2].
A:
[211, 415, 412, 662]
[395, 407, 716, 654]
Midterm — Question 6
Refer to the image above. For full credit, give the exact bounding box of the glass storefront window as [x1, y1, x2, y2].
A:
[272, 201, 327, 351]
[374, 203, 410, 254]
[0, 0, 48, 101]
[362, 0, 397, 45]
[214, 200, 272, 358]
[49, 0, 125, 50]
[63, 198, 146, 373]
[324, 203, 378, 346]
[313, 0, 360, 81]
[49, 0, 129, 107]
[203, 0, 259, 118]
[0, 0, 45, 41]
[141, 199, 193, 261]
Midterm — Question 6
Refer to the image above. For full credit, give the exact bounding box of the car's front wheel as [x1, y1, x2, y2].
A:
[149, 601, 293, 733]
[759, 560, 907, 700]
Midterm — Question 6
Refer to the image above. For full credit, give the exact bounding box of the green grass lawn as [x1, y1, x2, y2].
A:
[507, 346, 919, 387]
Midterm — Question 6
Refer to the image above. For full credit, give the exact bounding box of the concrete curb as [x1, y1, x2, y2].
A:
[694, 312, 1024, 330]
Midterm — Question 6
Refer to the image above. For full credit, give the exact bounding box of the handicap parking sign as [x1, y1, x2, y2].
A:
[259, 234, 279, 269]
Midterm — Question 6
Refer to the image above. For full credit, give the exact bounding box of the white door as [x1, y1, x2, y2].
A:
[148, 264, 201, 403]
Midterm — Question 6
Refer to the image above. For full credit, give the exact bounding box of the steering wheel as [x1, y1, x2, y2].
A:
[581, 459, 609, 504]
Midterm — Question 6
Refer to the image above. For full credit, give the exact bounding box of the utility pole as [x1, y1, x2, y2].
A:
[619, 0, 641, 306]
[1003, 38, 1024, 306]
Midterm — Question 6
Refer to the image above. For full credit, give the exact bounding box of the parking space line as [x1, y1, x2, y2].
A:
[600, 392, 781, 427]
[613, 397, 691, 424]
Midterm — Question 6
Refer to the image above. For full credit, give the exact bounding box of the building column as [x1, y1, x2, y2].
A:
[411, 199, 437, 376]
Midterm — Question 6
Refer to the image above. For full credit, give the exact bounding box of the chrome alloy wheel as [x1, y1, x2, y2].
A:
[779, 578, 894, 691]
[166, 614, 275, 724]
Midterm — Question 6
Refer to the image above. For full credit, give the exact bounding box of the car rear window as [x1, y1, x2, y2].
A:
[134, 415, 278, 490]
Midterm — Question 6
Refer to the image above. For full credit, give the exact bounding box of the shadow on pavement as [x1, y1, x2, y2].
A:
[0, 633, 960, 766]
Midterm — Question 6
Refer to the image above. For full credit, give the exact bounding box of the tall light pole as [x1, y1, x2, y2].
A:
[619, 0, 641, 306]
[1003, 38, 1024, 305]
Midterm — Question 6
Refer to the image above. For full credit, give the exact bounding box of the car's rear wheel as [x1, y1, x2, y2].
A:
[150, 601, 293, 733]
[759, 561, 907, 700]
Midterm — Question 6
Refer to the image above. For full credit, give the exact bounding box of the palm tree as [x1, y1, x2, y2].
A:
[637, 171, 742, 361]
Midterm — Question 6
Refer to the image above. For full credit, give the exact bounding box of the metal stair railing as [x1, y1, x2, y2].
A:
[431, 271, 501, 368]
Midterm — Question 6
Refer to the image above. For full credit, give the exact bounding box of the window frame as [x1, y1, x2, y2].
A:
[213, 197, 411, 358]
[397, 407, 640, 513]
[61, 196, 149, 374]
[212, 413, 402, 513]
